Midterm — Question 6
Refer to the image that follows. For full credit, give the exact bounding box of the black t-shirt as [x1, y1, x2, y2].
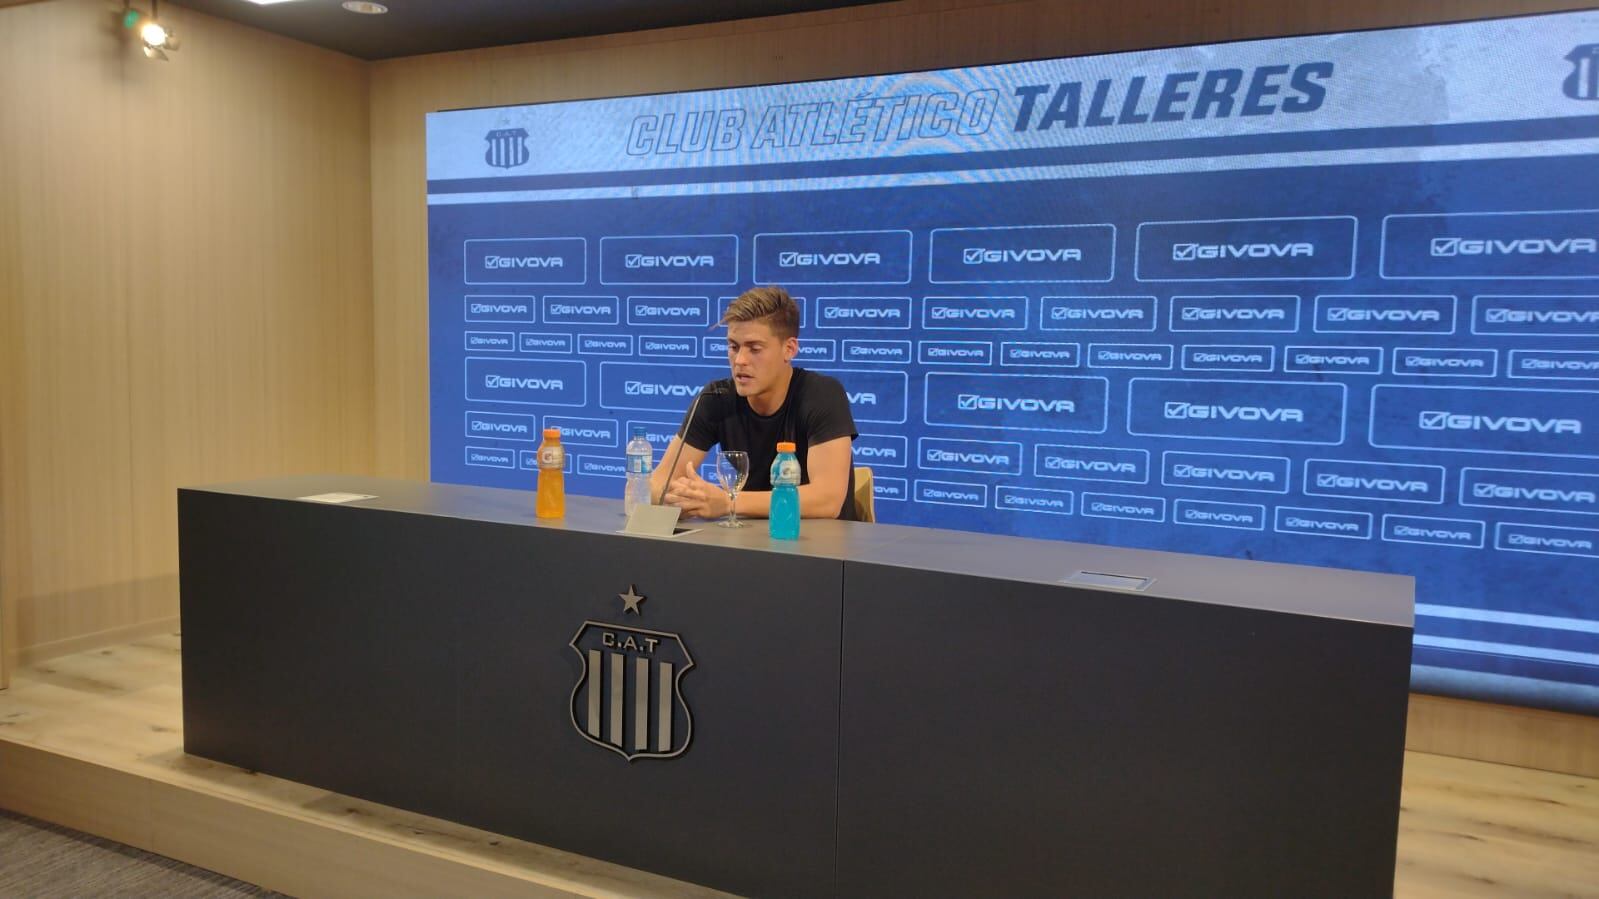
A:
[679, 368, 860, 520]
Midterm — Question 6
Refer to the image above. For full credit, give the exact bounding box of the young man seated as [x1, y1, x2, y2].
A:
[652, 285, 860, 520]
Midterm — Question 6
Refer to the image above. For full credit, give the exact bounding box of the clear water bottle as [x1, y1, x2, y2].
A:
[769, 441, 801, 541]
[624, 425, 653, 519]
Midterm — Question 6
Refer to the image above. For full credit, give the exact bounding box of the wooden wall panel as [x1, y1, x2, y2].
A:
[0, 0, 374, 681]
[1408, 694, 1599, 779]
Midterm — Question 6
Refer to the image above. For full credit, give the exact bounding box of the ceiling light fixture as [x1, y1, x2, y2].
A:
[123, 0, 180, 61]
[341, 1, 388, 13]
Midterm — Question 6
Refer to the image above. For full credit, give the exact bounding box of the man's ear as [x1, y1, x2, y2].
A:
[783, 335, 799, 362]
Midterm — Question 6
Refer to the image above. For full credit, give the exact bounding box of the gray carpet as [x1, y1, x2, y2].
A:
[0, 809, 288, 898]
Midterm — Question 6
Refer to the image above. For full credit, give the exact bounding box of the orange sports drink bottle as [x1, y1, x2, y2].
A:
[535, 427, 566, 518]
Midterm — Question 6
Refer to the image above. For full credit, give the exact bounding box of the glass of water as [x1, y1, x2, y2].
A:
[715, 450, 749, 528]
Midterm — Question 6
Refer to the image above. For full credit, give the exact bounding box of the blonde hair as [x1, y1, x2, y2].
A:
[720, 286, 800, 340]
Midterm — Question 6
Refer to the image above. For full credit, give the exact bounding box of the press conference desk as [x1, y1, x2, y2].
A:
[179, 475, 1413, 898]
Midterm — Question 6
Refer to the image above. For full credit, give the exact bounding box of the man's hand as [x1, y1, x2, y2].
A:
[663, 473, 729, 520]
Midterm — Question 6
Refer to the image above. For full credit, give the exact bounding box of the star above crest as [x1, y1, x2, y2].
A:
[619, 584, 646, 615]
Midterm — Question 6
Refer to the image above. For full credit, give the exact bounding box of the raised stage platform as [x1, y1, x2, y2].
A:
[0, 633, 729, 898]
[1, 634, 1596, 897]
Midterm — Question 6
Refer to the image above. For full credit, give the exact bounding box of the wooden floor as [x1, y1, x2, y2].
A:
[1, 636, 1596, 898]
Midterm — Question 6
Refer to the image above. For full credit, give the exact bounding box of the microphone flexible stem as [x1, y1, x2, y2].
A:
[655, 389, 710, 506]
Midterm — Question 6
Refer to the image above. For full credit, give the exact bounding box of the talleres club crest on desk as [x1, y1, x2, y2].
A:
[569, 585, 695, 761]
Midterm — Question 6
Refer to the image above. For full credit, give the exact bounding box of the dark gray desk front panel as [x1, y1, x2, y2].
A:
[179, 475, 1411, 898]
[180, 485, 841, 898]
[451, 527, 841, 895]
[836, 562, 1411, 898]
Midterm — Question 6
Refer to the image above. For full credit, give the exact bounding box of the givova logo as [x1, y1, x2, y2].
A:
[924, 345, 986, 359]
[779, 251, 880, 266]
[925, 448, 1014, 466]
[1326, 307, 1439, 323]
[559, 426, 614, 441]
[1398, 352, 1488, 371]
[1430, 237, 1597, 256]
[1483, 307, 1599, 325]
[1418, 410, 1582, 434]
[1172, 242, 1314, 260]
[1170, 297, 1299, 333]
[823, 307, 901, 321]
[1052, 307, 1143, 320]
[931, 307, 1016, 321]
[625, 254, 715, 268]
[1315, 473, 1430, 493]
[1505, 531, 1596, 551]
[1189, 351, 1264, 364]
[1180, 506, 1259, 525]
[471, 420, 530, 434]
[958, 394, 1075, 413]
[486, 375, 563, 390]
[471, 302, 531, 315]
[1181, 306, 1285, 321]
[549, 302, 613, 316]
[1473, 482, 1598, 504]
[1164, 402, 1303, 423]
[1173, 464, 1277, 484]
[624, 381, 698, 397]
[1046, 458, 1136, 474]
[929, 372, 1106, 433]
[847, 343, 907, 359]
[486, 255, 563, 270]
[927, 435, 1023, 476]
[468, 359, 585, 407]
[964, 247, 1081, 264]
[1129, 378, 1341, 445]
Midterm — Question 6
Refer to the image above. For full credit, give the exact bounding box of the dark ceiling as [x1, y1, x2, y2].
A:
[171, 0, 891, 61]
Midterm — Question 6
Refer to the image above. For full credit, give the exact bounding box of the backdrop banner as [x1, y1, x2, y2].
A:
[427, 10, 1599, 715]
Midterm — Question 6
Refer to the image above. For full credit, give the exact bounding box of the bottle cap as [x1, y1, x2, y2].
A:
[776, 441, 796, 452]
[543, 427, 562, 439]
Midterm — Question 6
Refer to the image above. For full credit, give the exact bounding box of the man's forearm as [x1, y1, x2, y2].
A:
[733, 489, 771, 519]
[733, 484, 842, 519]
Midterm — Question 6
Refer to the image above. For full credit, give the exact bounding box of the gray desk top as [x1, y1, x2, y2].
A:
[184, 474, 1414, 629]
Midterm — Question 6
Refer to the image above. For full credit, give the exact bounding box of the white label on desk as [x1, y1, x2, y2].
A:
[297, 492, 378, 504]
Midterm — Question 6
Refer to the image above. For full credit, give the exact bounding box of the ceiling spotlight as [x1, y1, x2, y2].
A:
[141, 20, 169, 50]
[341, 1, 388, 13]
[123, 0, 179, 61]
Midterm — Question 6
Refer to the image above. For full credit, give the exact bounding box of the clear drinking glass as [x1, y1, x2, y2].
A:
[715, 450, 750, 528]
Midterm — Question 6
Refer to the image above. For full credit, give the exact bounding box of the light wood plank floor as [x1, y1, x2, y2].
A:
[1, 635, 1596, 897]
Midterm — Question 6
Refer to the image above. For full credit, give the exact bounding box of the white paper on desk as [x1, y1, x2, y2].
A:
[296, 492, 378, 504]
[621, 504, 700, 538]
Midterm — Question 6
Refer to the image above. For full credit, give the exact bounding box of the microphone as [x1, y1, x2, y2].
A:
[654, 384, 726, 506]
